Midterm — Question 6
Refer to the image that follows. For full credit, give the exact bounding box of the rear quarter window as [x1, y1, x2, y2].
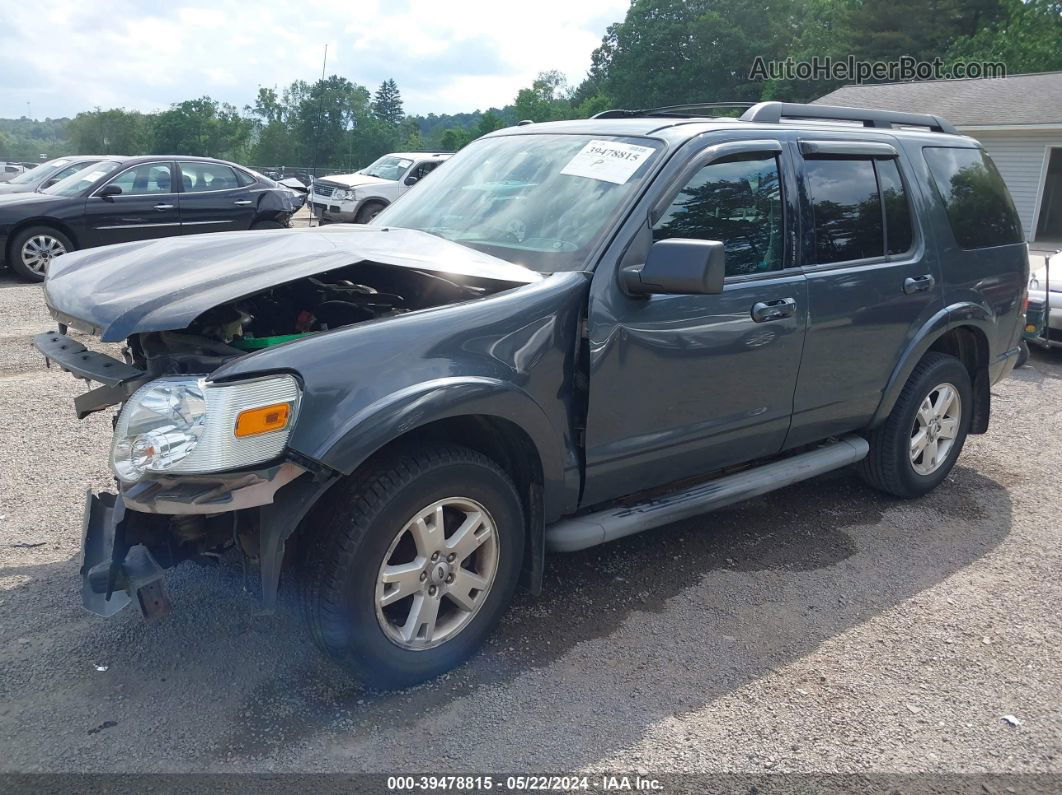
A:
[923, 147, 1023, 249]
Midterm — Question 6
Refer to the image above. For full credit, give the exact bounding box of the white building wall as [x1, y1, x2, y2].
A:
[961, 128, 1062, 240]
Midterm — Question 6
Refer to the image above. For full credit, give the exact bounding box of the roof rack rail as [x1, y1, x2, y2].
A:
[740, 101, 957, 134]
[593, 102, 756, 119]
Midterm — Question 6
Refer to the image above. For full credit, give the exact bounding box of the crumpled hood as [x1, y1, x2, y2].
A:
[315, 173, 392, 189]
[44, 225, 542, 342]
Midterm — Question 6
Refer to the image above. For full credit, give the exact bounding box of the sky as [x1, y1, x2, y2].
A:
[0, 0, 628, 120]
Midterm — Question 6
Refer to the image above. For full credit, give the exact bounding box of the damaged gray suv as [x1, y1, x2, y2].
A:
[37, 102, 1027, 688]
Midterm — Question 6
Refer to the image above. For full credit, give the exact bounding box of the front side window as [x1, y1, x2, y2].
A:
[378, 134, 662, 272]
[923, 147, 1023, 248]
[653, 154, 784, 276]
[107, 163, 174, 196]
[179, 162, 240, 192]
[408, 161, 440, 181]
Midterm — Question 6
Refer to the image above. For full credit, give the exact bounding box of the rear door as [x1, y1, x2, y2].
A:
[176, 161, 258, 233]
[785, 138, 941, 447]
[83, 161, 180, 247]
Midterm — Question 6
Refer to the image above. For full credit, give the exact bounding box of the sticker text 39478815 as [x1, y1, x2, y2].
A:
[560, 140, 656, 185]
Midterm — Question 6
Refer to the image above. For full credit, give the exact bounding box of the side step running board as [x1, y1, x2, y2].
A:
[546, 435, 869, 552]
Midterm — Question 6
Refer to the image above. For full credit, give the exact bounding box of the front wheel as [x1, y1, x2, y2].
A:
[8, 226, 74, 282]
[354, 201, 386, 224]
[299, 445, 524, 688]
[859, 352, 973, 498]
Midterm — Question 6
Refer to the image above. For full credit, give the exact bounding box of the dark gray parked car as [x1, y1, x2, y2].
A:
[35, 102, 1027, 687]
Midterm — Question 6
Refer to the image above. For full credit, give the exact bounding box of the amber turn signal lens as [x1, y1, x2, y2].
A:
[234, 403, 291, 438]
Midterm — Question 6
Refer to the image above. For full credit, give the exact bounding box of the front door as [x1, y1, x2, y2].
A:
[583, 143, 808, 506]
[177, 161, 258, 233]
[83, 161, 180, 247]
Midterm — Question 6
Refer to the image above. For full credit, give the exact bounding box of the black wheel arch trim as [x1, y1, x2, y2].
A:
[870, 301, 995, 430]
[5, 217, 80, 258]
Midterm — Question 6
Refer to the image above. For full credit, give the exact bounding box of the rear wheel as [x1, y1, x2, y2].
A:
[8, 226, 73, 282]
[354, 201, 386, 224]
[859, 352, 973, 498]
[299, 444, 523, 688]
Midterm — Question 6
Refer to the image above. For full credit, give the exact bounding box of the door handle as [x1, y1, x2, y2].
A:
[903, 274, 935, 294]
[751, 297, 796, 323]
[153, 203, 174, 211]
[233, 199, 253, 206]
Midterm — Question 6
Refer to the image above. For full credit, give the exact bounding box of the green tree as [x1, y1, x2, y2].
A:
[67, 108, 148, 155]
[372, 79, 404, 126]
[149, 97, 253, 159]
[291, 76, 371, 166]
[513, 70, 573, 122]
[945, 0, 1062, 74]
[475, 110, 505, 137]
[587, 0, 795, 109]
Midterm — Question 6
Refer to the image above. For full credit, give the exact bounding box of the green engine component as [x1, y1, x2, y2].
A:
[230, 332, 314, 351]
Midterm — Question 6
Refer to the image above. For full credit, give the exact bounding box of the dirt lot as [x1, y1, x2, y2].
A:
[0, 269, 1059, 775]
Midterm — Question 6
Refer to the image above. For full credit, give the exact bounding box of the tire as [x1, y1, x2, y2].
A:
[859, 352, 973, 498]
[1016, 340, 1030, 368]
[7, 225, 74, 282]
[251, 218, 287, 230]
[299, 444, 524, 688]
[354, 201, 386, 224]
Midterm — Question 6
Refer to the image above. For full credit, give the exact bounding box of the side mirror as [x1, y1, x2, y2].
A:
[622, 238, 727, 296]
[42, 178, 57, 188]
[97, 184, 122, 199]
[403, 175, 419, 186]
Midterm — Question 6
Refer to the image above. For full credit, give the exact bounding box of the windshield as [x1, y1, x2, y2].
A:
[362, 156, 414, 181]
[7, 158, 69, 185]
[376, 134, 662, 272]
[44, 160, 123, 197]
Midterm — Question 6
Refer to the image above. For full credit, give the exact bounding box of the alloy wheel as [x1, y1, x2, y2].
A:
[374, 497, 499, 650]
[910, 382, 961, 476]
[20, 234, 67, 276]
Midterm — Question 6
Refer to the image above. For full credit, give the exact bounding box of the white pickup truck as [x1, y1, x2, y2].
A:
[309, 152, 452, 223]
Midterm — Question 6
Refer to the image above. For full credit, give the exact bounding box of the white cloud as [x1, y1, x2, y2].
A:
[0, 0, 627, 119]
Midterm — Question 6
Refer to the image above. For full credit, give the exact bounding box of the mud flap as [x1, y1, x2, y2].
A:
[81, 490, 170, 619]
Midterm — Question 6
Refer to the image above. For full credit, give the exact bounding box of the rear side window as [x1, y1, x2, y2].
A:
[653, 153, 785, 276]
[805, 157, 915, 264]
[923, 147, 1023, 248]
[806, 159, 882, 263]
[179, 161, 241, 192]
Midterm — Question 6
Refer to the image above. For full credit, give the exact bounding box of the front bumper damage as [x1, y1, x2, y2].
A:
[35, 329, 338, 620]
[82, 491, 170, 619]
[81, 462, 329, 619]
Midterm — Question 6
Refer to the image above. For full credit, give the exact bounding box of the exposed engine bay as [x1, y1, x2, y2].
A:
[126, 261, 521, 376]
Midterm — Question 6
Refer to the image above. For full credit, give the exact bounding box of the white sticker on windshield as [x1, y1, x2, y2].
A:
[560, 140, 655, 184]
[82, 171, 108, 183]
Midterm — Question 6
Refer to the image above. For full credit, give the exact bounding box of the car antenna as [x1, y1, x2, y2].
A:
[308, 43, 328, 228]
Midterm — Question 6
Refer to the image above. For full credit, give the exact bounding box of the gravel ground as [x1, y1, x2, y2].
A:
[0, 269, 1059, 776]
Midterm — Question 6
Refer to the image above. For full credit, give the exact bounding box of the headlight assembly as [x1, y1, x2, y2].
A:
[111, 374, 300, 482]
[339, 188, 358, 201]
